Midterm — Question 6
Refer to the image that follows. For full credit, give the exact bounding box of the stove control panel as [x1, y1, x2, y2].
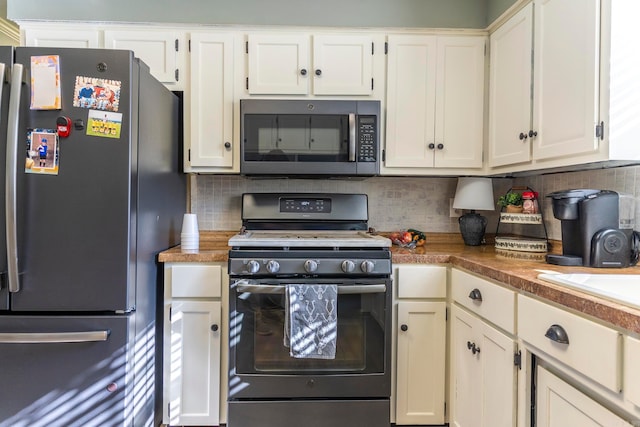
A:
[229, 256, 391, 276]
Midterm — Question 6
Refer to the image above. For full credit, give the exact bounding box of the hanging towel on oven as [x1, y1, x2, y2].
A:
[284, 284, 338, 359]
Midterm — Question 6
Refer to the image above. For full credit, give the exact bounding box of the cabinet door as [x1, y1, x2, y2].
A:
[312, 34, 373, 95]
[450, 305, 516, 427]
[168, 300, 221, 426]
[104, 30, 185, 90]
[385, 35, 437, 168]
[396, 301, 446, 425]
[247, 33, 309, 94]
[488, 4, 534, 167]
[537, 366, 632, 427]
[23, 28, 100, 48]
[188, 32, 235, 170]
[434, 36, 485, 168]
[532, 0, 600, 160]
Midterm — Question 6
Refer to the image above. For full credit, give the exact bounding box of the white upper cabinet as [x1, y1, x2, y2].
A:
[104, 29, 187, 90]
[23, 27, 100, 48]
[531, 0, 600, 160]
[246, 33, 375, 96]
[186, 32, 237, 172]
[384, 34, 485, 173]
[488, 3, 533, 168]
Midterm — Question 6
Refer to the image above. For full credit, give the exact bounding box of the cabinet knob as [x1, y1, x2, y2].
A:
[400, 324, 408, 332]
[300, 69, 308, 76]
[315, 69, 322, 76]
[544, 324, 569, 344]
[468, 288, 483, 302]
[428, 143, 435, 150]
[211, 324, 219, 332]
[436, 143, 444, 150]
[224, 141, 232, 149]
[528, 130, 538, 138]
[519, 132, 528, 141]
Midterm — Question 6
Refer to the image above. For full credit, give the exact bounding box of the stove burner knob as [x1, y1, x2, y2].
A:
[341, 260, 356, 273]
[246, 260, 260, 274]
[266, 260, 280, 274]
[304, 259, 318, 273]
[360, 260, 375, 273]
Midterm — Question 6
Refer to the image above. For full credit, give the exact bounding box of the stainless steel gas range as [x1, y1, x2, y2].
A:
[227, 193, 392, 427]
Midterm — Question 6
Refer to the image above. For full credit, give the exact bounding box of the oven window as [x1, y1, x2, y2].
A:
[233, 289, 386, 374]
[243, 114, 349, 162]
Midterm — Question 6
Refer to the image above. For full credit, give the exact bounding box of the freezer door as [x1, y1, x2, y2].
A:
[10, 48, 137, 311]
[0, 315, 148, 427]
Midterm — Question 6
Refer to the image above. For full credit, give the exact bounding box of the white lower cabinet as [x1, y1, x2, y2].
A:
[537, 366, 631, 427]
[163, 263, 227, 426]
[393, 265, 447, 425]
[449, 269, 517, 427]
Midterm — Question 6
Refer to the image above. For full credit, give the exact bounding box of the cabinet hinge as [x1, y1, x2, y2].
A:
[384, 41, 388, 55]
[175, 69, 179, 82]
[371, 78, 374, 91]
[246, 77, 249, 91]
[445, 307, 448, 321]
[246, 40, 249, 54]
[595, 121, 605, 140]
[188, 149, 191, 162]
[167, 403, 171, 419]
[484, 41, 487, 56]
[175, 39, 179, 52]
[188, 39, 191, 52]
[514, 350, 522, 369]
[381, 149, 385, 162]
[444, 401, 447, 416]
[371, 42, 374, 55]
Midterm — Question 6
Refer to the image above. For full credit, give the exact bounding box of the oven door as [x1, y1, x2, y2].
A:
[228, 277, 391, 399]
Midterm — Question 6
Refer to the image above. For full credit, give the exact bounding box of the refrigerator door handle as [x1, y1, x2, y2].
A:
[5, 63, 23, 293]
[0, 330, 111, 343]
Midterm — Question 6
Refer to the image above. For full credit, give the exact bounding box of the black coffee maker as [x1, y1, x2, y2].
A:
[546, 189, 638, 268]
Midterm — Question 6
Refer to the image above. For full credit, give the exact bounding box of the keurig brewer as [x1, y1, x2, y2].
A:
[546, 189, 639, 268]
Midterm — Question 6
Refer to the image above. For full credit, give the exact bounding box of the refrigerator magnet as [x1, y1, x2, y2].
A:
[26, 129, 59, 175]
[86, 110, 123, 139]
[72, 76, 122, 112]
[30, 56, 62, 110]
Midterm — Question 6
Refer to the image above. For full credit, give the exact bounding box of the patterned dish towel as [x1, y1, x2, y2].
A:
[284, 284, 338, 359]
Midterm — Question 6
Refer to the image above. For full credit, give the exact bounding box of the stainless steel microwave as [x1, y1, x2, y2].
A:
[240, 99, 380, 177]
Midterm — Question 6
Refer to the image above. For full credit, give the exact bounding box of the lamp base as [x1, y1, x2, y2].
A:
[458, 211, 487, 246]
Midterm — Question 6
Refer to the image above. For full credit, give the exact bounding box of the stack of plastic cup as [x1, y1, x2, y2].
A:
[181, 213, 199, 253]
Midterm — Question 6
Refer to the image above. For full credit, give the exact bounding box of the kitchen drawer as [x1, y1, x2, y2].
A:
[169, 264, 222, 298]
[395, 265, 446, 299]
[518, 294, 622, 393]
[451, 268, 516, 334]
[624, 335, 640, 407]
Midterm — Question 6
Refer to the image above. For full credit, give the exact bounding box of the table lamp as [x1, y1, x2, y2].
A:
[452, 177, 495, 246]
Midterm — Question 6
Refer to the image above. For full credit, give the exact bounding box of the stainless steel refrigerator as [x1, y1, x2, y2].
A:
[0, 46, 186, 426]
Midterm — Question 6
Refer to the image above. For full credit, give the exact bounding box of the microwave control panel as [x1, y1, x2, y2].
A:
[358, 116, 377, 162]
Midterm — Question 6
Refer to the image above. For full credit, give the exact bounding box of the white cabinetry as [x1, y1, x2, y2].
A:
[488, 3, 533, 168]
[246, 33, 376, 96]
[393, 265, 446, 425]
[449, 269, 517, 427]
[186, 32, 238, 172]
[163, 263, 227, 426]
[103, 29, 186, 90]
[21, 24, 187, 91]
[384, 35, 485, 174]
[537, 366, 631, 427]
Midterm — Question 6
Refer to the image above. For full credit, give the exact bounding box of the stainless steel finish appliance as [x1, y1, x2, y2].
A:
[240, 99, 380, 177]
[0, 47, 185, 426]
[227, 193, 392, 427]
[546, 189, 639, 268]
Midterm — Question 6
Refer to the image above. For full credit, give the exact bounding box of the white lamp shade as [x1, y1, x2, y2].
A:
[452, 177, 495, 211]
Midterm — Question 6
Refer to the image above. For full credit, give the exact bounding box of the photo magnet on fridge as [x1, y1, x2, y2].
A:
[26, 129, 59, 175]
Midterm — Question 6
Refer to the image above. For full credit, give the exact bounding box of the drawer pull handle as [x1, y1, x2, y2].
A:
[468, 288, 483, 301]
[545, 324, 569, 344]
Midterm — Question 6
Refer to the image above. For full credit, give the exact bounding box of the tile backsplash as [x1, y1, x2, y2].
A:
[190, 165, 640, 241]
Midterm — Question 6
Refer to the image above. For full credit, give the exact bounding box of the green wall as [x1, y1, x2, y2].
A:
[8, 0, 518, 28]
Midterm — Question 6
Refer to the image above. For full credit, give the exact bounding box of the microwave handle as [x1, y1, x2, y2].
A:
[348, 113, 356, 162]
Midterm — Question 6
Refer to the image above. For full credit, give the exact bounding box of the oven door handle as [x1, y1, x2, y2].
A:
[235, 283, 387, 295]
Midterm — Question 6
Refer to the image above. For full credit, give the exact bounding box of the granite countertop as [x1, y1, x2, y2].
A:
[159, 231, 640, 334]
